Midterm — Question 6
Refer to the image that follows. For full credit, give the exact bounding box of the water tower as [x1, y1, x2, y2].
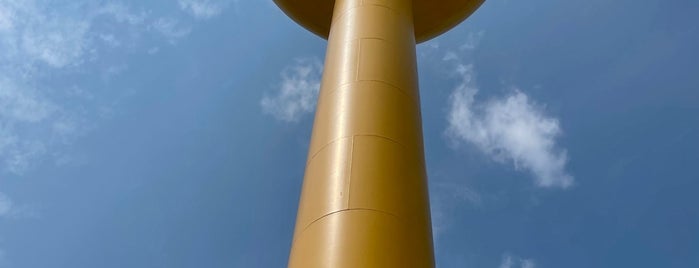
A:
[274, 0, 483, 266]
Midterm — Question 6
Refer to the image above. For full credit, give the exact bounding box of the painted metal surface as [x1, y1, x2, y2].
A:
[274, 0, 484, 43]
[276, 0, 482, 267]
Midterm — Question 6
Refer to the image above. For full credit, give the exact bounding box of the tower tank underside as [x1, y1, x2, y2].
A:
[274, 0, 484, 43]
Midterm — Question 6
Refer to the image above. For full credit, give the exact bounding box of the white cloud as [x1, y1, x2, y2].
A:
[152, 17, 192, 41]
[0, 4, 14, 32]
[0, 1, 169, 174]
[178, 0, 227, 19]
[0, 73, 98, 174]
[417, 40, 441, 59]
[0, 76, 56, 173]
[3, 141, 47, 174]
[94, 2, 147, 25]
[0, 1, 190, 68]
[99, 34, 120, 48]
[0, 78, 55, 123]
[261, 58, 323, 122]
[0, 192, 36, 220]
[499, 254, 536, 268]
[445, 63, 574, 188]
[0, 0, 91, 68]
[521, 259, 536, 268]
[431, 188, 470, 242]
[0, 0, 209, 175]
[459, 31, 485, 51]
[21, 18, 91, 68]
[500, 255, 514, 268]
[0, 192, 11, 217]
[442, 51, 459, 61]
[430, 182, 486, 254]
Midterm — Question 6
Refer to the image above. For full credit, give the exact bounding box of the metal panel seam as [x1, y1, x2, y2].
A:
[308, 134, 407, 163]
[304, 137, 346, 167]
[306, 134, 427, 169]
[299, 207, 402, 235]
[320, 79, 420, 108]
[346, 136, 355, 208]
[330, 2, 396, 29]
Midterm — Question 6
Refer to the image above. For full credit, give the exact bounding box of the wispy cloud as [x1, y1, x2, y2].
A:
[99, 34, 121, 48]
[0, 1, 200, 174]
[0, 76, 59, 173]
[0, 0, 150, 70]
[151, 17, 191, 41]
[0, 192, 11, 217]
[0, 191, 33, 267]
[499, 253, 536, 268]
[430, 184, 481, 254]
[95, 2, 147, 26]
[0, 0, 92, 68]
[0, 0, 194, 68]
[0, 6, 13, 32]
[0, 191, 33, 219]
[2, 140, 47, 175]
[430, 181, 490, 255]
[178, 0, 228, 19]
[459, 31, 485, 51]
[443, 33, 574, 189]
[0, 78, 55, 123]
[261, 58, 323, 122]
[0, 0, 92, 173]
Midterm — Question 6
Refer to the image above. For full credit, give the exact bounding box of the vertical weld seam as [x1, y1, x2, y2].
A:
[346, 135, 355, 209]
[354, 40, 361, 82]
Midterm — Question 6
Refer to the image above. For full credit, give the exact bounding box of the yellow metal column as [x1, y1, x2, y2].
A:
[288, 0, 434, 267]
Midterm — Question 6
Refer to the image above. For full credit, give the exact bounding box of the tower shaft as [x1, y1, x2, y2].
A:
[288, 0, 434, 267]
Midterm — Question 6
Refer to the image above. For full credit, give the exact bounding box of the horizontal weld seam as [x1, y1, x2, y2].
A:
[322, 79, 420, 107]
[329, 8, 414, 41]
[304, 134, 429, 185]
[300, 208, 401, 234]
[331, 29, 415, 45]
[306, 134, 425, 169]
[307, 135, 406, 164]
[330, 3, 395, 29]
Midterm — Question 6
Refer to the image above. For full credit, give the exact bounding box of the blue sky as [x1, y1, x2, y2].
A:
[0, 0, 698, 267]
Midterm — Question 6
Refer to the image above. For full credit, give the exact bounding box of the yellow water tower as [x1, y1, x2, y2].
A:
[274, 0, 483, 267]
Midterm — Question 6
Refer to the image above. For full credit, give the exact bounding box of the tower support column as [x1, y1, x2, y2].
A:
[288, 0, 435, 267]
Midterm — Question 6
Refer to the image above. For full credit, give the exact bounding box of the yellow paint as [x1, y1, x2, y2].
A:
[275, 0, 484, 43]
[275, 0, 483, 267]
